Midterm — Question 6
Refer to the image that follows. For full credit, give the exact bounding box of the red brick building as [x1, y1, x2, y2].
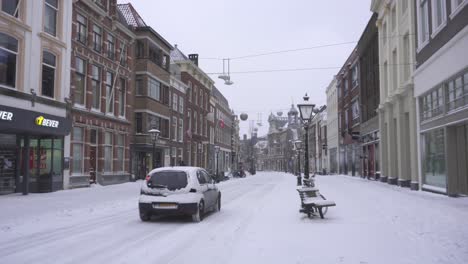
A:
[69, 0, 135, 187]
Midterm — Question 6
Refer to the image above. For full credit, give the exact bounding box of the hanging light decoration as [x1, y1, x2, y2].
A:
[240, 113, 248, 121]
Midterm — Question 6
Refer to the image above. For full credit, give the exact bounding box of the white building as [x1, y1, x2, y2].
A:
[326, 77, 339, 174]
[0, 0, 73, 194]
[370, 0, 419, 188]
[413, 0, 468, 196]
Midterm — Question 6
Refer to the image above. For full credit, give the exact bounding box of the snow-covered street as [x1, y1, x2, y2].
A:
[1, 172, 468, 264]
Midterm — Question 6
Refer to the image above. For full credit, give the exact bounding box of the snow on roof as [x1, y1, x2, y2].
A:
[117, 3, 147, 28]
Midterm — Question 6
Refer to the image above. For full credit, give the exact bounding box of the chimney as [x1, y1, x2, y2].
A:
[188, 54, 199, 66]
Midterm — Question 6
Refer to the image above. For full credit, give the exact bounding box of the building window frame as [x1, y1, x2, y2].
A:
[74, 56, 86, 106]
[417, 0, 430, 50]
[431, 0, 447, 38]
[450, 0, 467, 18]
[178, 118, 183, 142]
[105, 71, 114, 114]
[116, 134, 125, 172]
[44, 0, 58, 37]
[76, 13, 87, 44]
[1, 0, 20, 18]
[107, 33, 115, 60]
[71, 126, 84, 175]
[41, 50, 56, 98]
[119, 78, 126, 117]
[0, 32, 18, 89]
[148, 77, 161, 101]
[172, 93, 178, 111]
[104, 131, 113, 172]
[93, 24, 102, 53]
[91, 64, 101, 111]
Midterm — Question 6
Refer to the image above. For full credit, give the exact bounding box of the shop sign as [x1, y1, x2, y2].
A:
[35, 116, 60, 128]
[0, 111, 13, 121]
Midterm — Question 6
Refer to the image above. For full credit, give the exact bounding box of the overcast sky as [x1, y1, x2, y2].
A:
[118, 0, 373, 137]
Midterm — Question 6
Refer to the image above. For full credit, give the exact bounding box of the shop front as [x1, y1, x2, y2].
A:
[0, 105, 71, 195]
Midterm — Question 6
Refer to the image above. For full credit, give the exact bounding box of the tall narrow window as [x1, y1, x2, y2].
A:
[105, 71, 114, 113]
[351, 65, 359, 87]
[75, 57, 86, 105]
[71, 127, 84, 174]
[0, 33, 18, 88]
[179, 96, 184, 114]
[135, 113, 142, 133]
[432, 0, 447, 32]
[148, 77, 161, 100]
[382, 22, 387, 45]
[107, 34, 114, 59]
[44, 0, 58, 36]
[104, 132, 113, 172]
[403, 34, 410, 81]
[77, 14, 87, 44]
[119, 78, 126, 116]
[392, 49, 398, 88]
[178, 118, 183, 142]
[93, 25, 102, 52]
[172, 117, 177, 141]
[401, 0, 408, 14]
[120, 45, 127, 66]
[2, 0, 19, 17]
[136, 40, 144, 58]
[173, 93, 178, 111]
[91, 65, 101, 110]
[41, 51, 56, 98]
[194, 111, 198, 134]
[116, 134, 124, 172]
[391, 6, 396, 31]
[419, 0, 429, 45]
[135, 76, 143, 95]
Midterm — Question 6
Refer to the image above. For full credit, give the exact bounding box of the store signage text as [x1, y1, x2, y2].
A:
[35, 116, 60, 128]
[0, 111, 13, 121]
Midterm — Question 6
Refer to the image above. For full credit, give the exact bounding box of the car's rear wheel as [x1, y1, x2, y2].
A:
[214, 195, 221, 212]
[192, 201, 204, 222]
[140, 211, 151, 222]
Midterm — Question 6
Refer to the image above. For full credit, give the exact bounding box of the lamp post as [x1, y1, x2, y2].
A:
[297, 93, 317, 182]
[294, 140, 302, 185]
[148, 128, 160, 169]
[215, 146, 220, 180]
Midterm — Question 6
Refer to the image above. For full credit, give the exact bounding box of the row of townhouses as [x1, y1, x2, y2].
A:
[324, 0, 468, 196]
[0, 0, 240, 195]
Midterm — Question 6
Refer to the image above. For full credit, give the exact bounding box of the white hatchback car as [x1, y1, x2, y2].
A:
[139, 167, 221, 222]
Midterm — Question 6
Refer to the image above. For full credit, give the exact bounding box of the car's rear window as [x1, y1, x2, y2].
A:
[149, 171, 188, 190]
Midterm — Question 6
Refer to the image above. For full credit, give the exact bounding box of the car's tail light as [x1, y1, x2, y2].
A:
[145, 174, 151, 182]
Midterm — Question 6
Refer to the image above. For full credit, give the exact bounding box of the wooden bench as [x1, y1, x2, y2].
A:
[297, 187, 336, 219]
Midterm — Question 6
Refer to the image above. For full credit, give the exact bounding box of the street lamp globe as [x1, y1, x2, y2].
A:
[297, 93, 315, 123]
[148, 128, 160, 142]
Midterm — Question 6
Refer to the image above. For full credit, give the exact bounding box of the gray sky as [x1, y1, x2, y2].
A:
[118, 0, 373, 137]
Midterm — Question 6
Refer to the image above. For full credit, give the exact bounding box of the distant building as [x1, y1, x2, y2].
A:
[326, 77, 339, 174]
[357, 13, 380, 179]
[212, 86, 234, 174]
[413, 0, 468, 196]
[371, 0, 418, 187]
[337, 49, 362, 177]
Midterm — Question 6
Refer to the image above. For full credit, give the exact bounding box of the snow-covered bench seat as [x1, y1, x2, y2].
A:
[297, 188, 336, 219]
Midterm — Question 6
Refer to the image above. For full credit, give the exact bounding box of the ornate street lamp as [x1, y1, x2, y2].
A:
[297, 93, 317, 182]
[294, 140, 303, 185]
[148, 128, 160, 169]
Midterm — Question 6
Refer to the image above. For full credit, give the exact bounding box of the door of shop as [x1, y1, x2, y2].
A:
[0, 134, 16, 194]
[455, 124, 468, 195]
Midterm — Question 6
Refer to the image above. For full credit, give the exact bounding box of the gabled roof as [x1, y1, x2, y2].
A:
[117, 3, 147, 27]
[170, 45, 189, 62]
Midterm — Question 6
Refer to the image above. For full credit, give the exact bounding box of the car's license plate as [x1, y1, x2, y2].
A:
[153, 203, 177, 209]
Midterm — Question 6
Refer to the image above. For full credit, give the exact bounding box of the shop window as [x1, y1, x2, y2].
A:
[44, 0, 58, 37]
[41, 51, 56, 98]
[105, 71, 114, 114]
[93, 24, 102, 53]
[116, 134, 124, 172]
[0, 32, 18, 88]
[72, 127, 84, 174]
[75, 57, 86, 105]
[91, 65, 101, 110]
[104, 132, 113, 172]
[423, 129, 446, 188]
[2, 0, 19, 17]
[76, 14, 87, 44]
[119, 78, 126, 117]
